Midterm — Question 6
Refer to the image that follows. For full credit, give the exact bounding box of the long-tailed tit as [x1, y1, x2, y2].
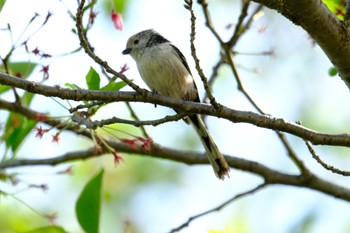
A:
[122, 29, 229, 180]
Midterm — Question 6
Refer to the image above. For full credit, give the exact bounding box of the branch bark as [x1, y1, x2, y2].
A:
[1, 141, 350, 201]
[1, 72, 350, 147]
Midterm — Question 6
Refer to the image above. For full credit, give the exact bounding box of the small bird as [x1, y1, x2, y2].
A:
[122, 29, 230, 179]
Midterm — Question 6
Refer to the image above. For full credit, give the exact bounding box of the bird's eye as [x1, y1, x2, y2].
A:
[134, 39, 139, 45]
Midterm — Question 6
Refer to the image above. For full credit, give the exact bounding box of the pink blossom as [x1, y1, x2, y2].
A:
[34, 126, 49, 138]
[119, 63, 129, 74]
[121, 139, 137, 149]
[111, 9, 123, 31]
[51, 133, 60, 143]
[137, 137, 153, 151]
[112, 150, 124, 166]
[35, 113, 48, 122]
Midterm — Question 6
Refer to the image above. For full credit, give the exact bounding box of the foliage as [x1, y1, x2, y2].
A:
[21, 226, 68, 233]
[323, 0, 346, 20]
[1, 62, 37, 153]
[76, 169, 104, 233]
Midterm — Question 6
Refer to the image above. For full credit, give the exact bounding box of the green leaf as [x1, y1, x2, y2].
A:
[76, 169, 104, 233]
[3, 113, 36, 152]
[0, 0, 6, 13]
[6, 62, 37, 77]
[113, 0, 126, 12]
[104, 0, 126, 13]
[101, 78, 127, 91]
[0, 62, 37, 95]
[21, 226, 68, 233]
[86, 67, 100, 90]
[65, 82, 81, 90]
[323, 0, 345, 20]
[2, 89, 37, 152]
[0, 84, 11, 95]
[21, 91, 35, 107]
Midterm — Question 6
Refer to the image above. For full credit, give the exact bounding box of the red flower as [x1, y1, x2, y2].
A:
[137, 137, 153, 151]
[111, 9, 123, 31]
[122, 139, 137, 149]
[15, 72, 22, 78]
[112, 150, 124, 166]
[119, 63, 129, 74]
[89, 11, 98, 24]
[35, 126, 49, 138]
[52, 133, 60, 143]
[40, 65, 49, 79]
[35, 113, 48, 122]
[32, 47, 40, 55]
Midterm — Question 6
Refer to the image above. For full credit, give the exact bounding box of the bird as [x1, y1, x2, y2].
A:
[122, 29, 230, 180]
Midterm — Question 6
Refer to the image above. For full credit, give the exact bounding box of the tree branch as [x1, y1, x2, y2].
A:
[75, 0, 145, 93]
[305, 141, 350, 176]
[168, 182, 268, 233]
[0, 98, 91, 138]
[1, 94, 349, 202]
[185, 0, 222, 110]
[197, 0, 306, 173]
[71, 112, 187, 129]
[125, 102, 150, 138]
[252, 0, 350, 88]
[2, 72, 350, 147]
[1, 141, 350, 201]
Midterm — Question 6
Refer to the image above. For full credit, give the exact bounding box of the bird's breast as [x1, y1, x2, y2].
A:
[136, 51, 197, 100]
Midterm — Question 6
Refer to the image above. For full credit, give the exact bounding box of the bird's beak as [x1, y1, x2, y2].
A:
[122, 48, 131, 55]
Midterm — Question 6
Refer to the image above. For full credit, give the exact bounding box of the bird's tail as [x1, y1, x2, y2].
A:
[189, 114, 230, 180]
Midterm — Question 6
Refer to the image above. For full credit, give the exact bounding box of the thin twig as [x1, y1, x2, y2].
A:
[227, 0, 251, 47]
[197, 1, 265, 113]
[226, 52, 265, 112]
[71, 112, 188, 129]
[277, 131, 309, 174]
[69, 101, 107, 113]
[225, 48, 307, 172]
[75, 0, 145, 94]
[202, 56, 225, 104]
[198, 0, 224, 46]
[0, 98, 91, 138]
[185, 0, 222, 110]
[198, 1, 306, 172]
[227, 3, 264, 48]
[125, 102, 150, 138]
[305, 141, 350, 176]
[168, 183, 267, 233]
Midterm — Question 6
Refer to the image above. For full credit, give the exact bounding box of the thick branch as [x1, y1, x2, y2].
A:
[1, 72, 350, 147]
[1, 81, 350, 201]
[1, 142, 350, 201]
[252, 0, 350, 88]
